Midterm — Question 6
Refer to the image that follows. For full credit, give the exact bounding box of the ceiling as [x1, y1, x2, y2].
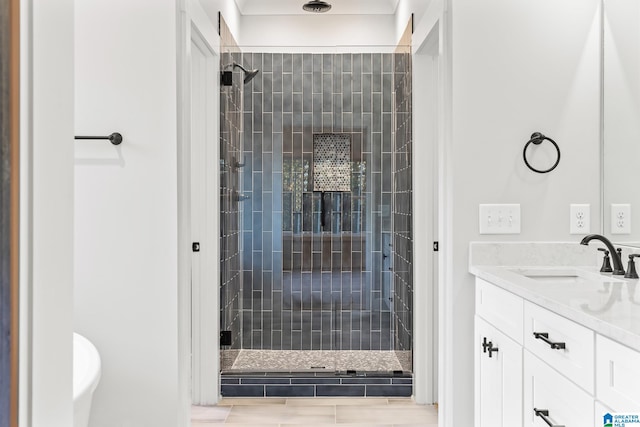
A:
[234, 0, 400, 15]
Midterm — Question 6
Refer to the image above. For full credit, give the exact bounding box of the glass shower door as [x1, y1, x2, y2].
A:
[222, 50, 411, 374]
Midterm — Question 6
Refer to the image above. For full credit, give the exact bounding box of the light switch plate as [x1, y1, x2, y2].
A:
[570, 204, 590, 234]
[611, 203, 631, 234]
[479, 204, 521, 234]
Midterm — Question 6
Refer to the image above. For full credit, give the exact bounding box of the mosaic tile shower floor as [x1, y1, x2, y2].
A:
[227, 350, 408, 372]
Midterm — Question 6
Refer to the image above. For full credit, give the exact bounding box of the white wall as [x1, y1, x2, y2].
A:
[238, 14, 397, 51]
[74, 1, 180, 426]
[203, 1, 412, 50]
[20, 0, 75, 425]
[413, 0, 601, 425]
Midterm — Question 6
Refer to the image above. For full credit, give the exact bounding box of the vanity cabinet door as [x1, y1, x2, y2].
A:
[523, 350, 593, 427]
[596, 335, 640, 412]
[476, 278, 524, 344]
[475, 316, 523, 427]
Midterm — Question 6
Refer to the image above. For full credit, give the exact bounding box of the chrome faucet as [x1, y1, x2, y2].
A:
[580, 234, 625, 275]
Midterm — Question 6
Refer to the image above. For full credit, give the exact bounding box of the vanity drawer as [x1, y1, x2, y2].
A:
[476, 278, 524, 343]
[596, 335, 640, 412]
[523, 350, 593, 427]
[524, 301, 594, 393]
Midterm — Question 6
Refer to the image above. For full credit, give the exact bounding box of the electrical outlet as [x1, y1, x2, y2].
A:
[479, 204, 521, 234]
[570, 204, 590, 234]
[611, 203, 631, 234]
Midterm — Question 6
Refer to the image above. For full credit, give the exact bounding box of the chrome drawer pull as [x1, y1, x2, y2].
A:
[534, 408, 565, 427]
[533, 332, 566, 350]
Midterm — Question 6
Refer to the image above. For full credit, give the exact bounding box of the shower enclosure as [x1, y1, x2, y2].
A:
[219, 42, 413, 376]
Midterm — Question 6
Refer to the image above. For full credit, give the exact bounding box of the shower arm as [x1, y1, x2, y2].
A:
[222, 62, 251, 74]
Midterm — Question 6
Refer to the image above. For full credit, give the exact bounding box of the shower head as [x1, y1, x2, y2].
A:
[233, 63, 260, 84]
[303, 0, 332, 13]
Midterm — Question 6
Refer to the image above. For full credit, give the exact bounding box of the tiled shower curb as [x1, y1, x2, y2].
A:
[221, 372, 412, 397]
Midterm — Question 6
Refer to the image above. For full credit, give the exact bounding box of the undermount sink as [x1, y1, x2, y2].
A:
[508, 268, 624, 284]
[524, 275, 583, 283]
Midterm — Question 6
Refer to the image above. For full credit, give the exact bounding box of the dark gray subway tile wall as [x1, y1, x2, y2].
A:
[234, 52, 412, 357]
[392, 52, 413, 370]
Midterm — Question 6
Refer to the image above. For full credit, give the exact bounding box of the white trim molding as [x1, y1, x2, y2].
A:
[177, 0, 221, 415]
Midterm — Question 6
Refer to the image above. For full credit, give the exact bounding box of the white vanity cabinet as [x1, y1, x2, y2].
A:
[470, 243, 640, 427]
[475, 279, 524, 427]
[475, 277, 640, 427]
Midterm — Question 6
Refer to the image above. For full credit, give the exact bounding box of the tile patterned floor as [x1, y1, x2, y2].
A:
[191, 398, 438, 426]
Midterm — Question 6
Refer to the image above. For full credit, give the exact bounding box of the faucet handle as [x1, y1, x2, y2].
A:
[598, 248, 613, 273]
[624, 254, 640, 279]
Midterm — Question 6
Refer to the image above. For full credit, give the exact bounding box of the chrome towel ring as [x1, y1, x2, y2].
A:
[523, 132, 560, 174]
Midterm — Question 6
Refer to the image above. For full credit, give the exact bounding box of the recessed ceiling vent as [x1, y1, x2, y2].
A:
[302, 0, 332, 13]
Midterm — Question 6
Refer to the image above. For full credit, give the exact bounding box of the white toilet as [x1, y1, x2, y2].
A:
[73, 333, 101, 427]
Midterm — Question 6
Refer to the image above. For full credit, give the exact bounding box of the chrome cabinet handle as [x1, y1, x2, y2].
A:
[533, 332, 566, 350]
[534, 408, 565, 427]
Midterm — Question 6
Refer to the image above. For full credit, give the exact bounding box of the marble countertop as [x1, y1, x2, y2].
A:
[469, 242, 640, 352]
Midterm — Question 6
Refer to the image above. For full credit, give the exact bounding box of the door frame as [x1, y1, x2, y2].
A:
[411, 0, 450, 408]
[177, 0, 452, 413]
[189, 24, 220, 405]
[177, 0, 221, 412]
